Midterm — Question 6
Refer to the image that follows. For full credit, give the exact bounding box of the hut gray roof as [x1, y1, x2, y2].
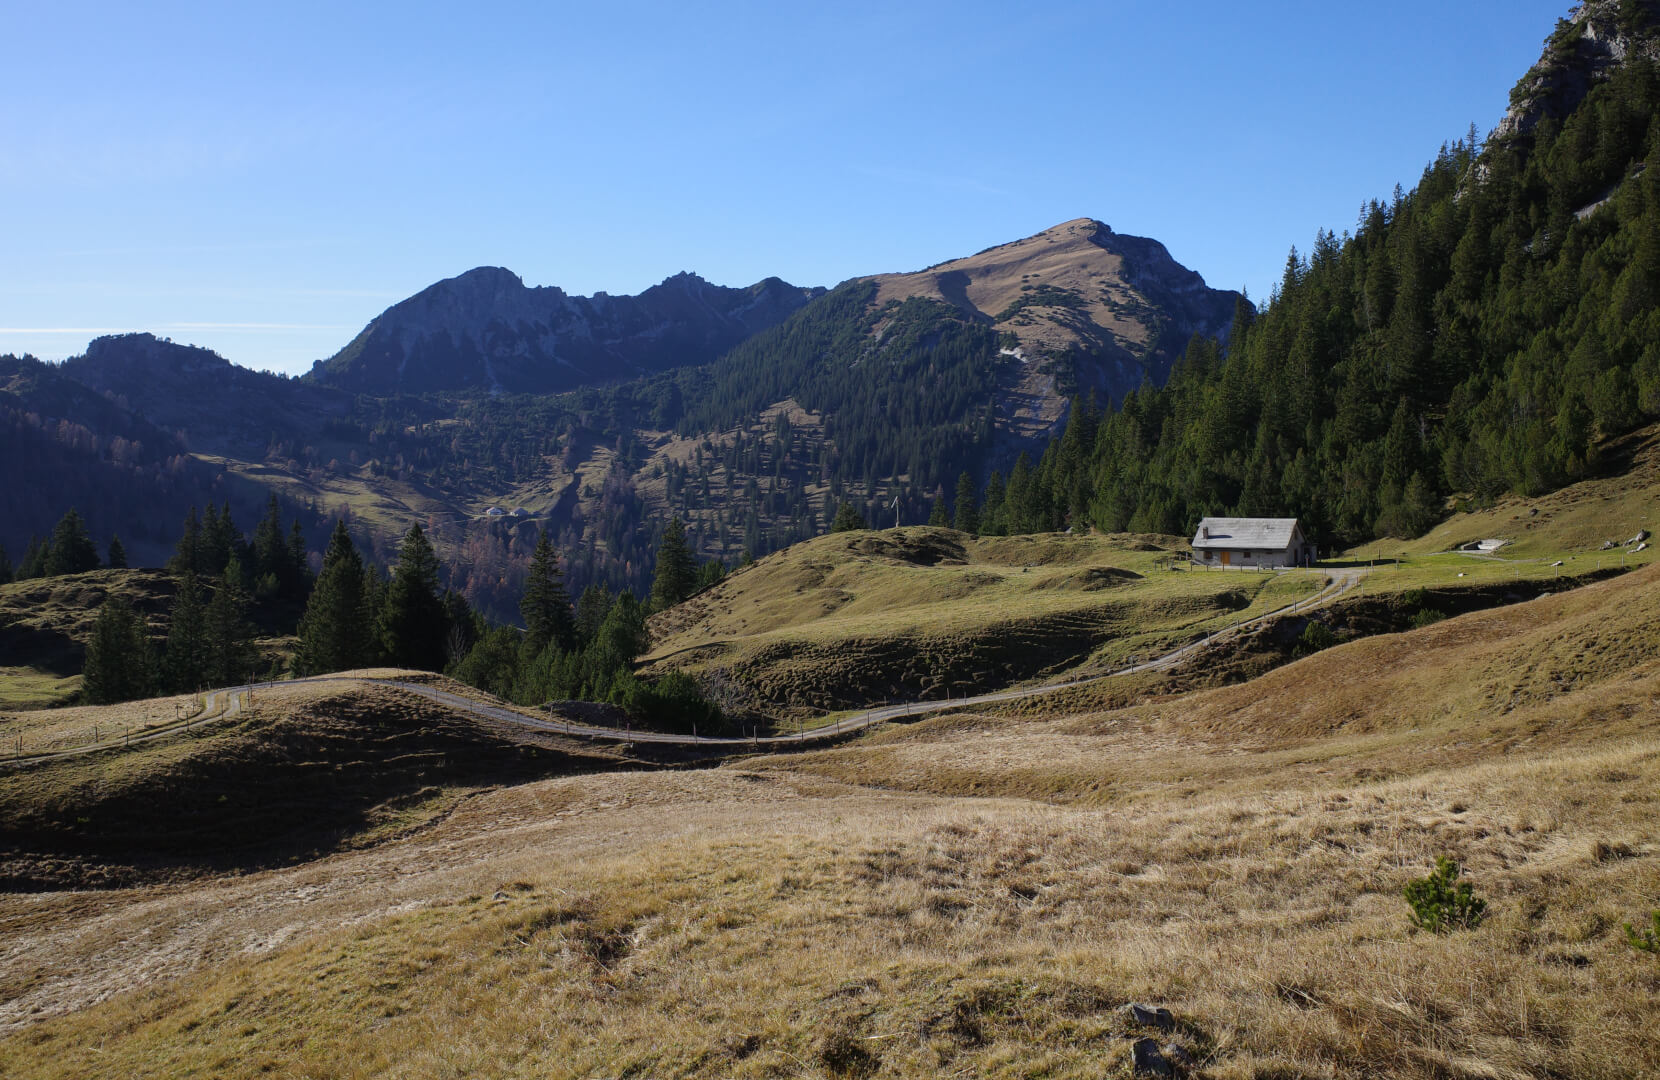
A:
[1191, 517, 1303, 550]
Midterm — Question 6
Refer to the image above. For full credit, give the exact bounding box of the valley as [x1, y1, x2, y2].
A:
[3, 2, 1660, 1075]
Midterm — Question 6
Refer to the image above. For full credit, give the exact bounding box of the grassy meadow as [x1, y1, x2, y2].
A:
[2, 558, 1658, 1076]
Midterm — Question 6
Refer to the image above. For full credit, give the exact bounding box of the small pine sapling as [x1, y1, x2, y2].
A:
[1404, 855, 1487, 933]
[1625, 911, 1660, 954]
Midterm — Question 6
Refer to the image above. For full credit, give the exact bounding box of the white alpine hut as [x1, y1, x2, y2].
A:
[1191, 517, 1314, 569]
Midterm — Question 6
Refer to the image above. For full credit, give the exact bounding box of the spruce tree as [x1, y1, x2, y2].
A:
[17, 536, 46, 579]
[201, 502, 238, 577]
[649, 516, 696, 612]
[928, 497, 949, 527]
[107, 535, 127, 569]
[82, 596, 153, 704]
[0, 543, 11, 585]
[45, 509, 100, 576]
[170, 508, 202, 578]
[575, 584, 611, 647]
[287, 520, 311, 596]
[204, 555, 256, 687]
[295, 521, 369, 676]
[953, 472, 979, 534]
[379, 523, 447, 672]
[521, 530, 576, 653]
[164, 572, 208, 692]
[831, 501, 866, 532]
[982, 471, 1007, 535]
[360, 562, 388, 667]
[251, 495, 291, 598]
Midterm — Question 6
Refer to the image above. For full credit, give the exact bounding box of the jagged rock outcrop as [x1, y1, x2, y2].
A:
[309, 268, 823, 396]
[1496, 0, 1660, 141]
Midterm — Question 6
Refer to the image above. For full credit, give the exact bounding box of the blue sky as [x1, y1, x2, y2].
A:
[3, 1, 1573, 376]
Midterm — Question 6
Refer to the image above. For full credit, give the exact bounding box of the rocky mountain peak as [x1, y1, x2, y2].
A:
[1496, 0, 1660, 140]
[310, 267, 822, 396]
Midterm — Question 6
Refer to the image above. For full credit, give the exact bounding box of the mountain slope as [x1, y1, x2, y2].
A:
[1016, 0, 1660, 545]
[59, 334, 351, 458]
[309, 268, 824, 396]
[870, 218, 1240, 438]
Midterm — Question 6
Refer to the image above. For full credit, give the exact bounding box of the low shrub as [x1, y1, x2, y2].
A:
[1404, 855, 1487, 932]
[1625, 911, 1660, 954]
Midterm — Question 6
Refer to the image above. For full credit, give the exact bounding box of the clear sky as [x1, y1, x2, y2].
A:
[3, 1, 1574, 377]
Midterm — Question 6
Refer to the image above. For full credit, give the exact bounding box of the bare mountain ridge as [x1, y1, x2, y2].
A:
[871, 217, 1242, 443]
[309, 267, 824, 396]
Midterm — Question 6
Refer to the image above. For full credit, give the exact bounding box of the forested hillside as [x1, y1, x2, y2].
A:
[992, 5, 1660, 546]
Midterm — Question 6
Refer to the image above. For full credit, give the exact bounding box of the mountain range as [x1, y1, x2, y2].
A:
[1, 216, 1241, 614]
[3, 0, 1656, 624]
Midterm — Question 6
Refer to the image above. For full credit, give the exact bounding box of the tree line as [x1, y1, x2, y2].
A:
[938, 48, 1660, 547]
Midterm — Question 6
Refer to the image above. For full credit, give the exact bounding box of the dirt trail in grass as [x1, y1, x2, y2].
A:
[2, 570, 1365, 766]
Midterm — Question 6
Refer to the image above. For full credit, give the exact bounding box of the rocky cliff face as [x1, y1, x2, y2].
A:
[310, 268, 823, 396]
[1496, 0, 1660, 140]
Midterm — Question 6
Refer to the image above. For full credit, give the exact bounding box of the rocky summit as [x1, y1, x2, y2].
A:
[870, 217, 1243, 442]
[310, 267, 823, 396]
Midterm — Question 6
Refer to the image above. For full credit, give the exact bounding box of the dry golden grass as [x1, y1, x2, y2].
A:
[3, 566, 1659, 1076]
[1368, 422, 1660, 560]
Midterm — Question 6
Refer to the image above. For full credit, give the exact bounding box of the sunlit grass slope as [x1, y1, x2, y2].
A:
[4, 567, 1659, 1077]
[644, 527, 1325, 711]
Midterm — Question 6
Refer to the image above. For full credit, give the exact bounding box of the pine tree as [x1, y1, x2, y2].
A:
[45, 509, 100, 576]
[441, 588, 481, 668]
[106, 535, 127, 569]
[247, 494, 283, 587]
[287, 520, 310, 594]
[649, 516, 697, 612]
[82, 596, 153, 704]
[521, 530, 576, 652]
[0, 543, 11, 585]
[16, 536, 46, 580]
[164, 572, 208, 692]
[928, 497, 950, 527]
[575, 584, 611, 647]
[201, 502, 238, 577]
[170, 508, 202, 578]
[982, 470, 1007, 536]
[953, 472, 979, 534]
[203, 555, 256, 687]
[831, 501, 866, 532]
[379, 523, 447, 672]
[295, 521, 369, 676]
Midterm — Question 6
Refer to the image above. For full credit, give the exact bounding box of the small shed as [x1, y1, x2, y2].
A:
[1191, 517, 1313, 569]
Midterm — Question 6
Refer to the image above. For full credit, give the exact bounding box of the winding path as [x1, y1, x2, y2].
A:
[4, 568, 1364, 765]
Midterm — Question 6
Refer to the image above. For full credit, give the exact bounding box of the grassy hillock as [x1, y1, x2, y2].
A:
[642, 527, 1327, 713]
[0, 569, 177, 709]
[0, 674, 633, 889]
